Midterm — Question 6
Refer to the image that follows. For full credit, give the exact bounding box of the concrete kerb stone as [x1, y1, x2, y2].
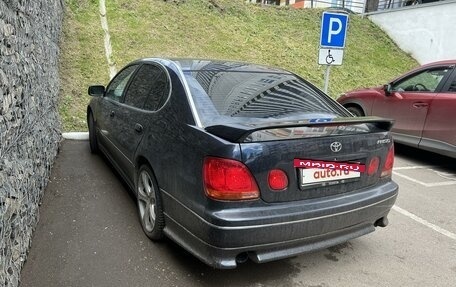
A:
[62, 132, 89, 141]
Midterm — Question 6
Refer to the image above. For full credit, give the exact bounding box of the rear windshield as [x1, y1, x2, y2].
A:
[184, 69, 348, 126]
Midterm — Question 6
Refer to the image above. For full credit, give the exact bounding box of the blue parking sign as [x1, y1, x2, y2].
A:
[320, 12, 348, 48]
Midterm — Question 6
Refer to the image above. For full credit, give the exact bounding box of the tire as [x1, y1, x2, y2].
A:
[136, 165, 165, 241]
[346, 106, 364, 117]
[88, 112, 99, 154]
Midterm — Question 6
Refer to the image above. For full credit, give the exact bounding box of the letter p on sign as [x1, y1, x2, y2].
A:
[320, 12, 348, 48]
[328, 18, 342, 43]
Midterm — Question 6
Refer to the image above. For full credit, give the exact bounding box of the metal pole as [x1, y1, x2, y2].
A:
[324, 65, 331, 94]
[361, 0, 367, 18]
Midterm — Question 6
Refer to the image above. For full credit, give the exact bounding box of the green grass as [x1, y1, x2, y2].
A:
[59, 0, 417, 131]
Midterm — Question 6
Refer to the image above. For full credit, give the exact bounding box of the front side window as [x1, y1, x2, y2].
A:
[392, 67, 451, 93]
[105, 65, 138, 102]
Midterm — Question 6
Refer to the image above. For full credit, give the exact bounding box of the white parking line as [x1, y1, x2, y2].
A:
[393, 166, 434, 170]
[393, 165, 456, 187]
[393, 205, 456, 241]
[393, 171, 456, 187]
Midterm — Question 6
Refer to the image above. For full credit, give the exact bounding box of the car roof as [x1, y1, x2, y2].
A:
[420, 59, 456, 68]
[129, 57, 350, 128]
[139, 58, 293, 74]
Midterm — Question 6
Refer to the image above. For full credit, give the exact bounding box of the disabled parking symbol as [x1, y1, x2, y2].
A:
[326, 50, 335, 65]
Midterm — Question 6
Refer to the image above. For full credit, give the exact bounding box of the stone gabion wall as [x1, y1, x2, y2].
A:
[0, 0, 63, 286]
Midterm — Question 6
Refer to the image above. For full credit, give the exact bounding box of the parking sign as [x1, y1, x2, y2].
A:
[320, 12, 348, 48]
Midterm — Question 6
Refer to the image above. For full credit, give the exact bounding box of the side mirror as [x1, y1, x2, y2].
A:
[88, 85, 105, 97]
[383, 84, 392, 96]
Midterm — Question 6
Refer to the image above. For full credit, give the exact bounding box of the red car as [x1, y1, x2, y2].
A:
[337, 60, 456, 159]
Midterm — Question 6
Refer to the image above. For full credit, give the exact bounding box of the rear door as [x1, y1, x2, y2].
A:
[112, 63, 171, 181]
[372, 66, 451, 146]
[420, 67, 456, 151]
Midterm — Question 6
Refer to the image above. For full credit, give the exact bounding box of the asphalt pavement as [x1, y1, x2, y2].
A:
[20, 140, 456, 287]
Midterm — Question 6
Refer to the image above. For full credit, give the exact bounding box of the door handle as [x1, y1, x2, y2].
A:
[110, 111, 115, 117]
[134, 123, 143, 134]
[413, 102, 429, 108]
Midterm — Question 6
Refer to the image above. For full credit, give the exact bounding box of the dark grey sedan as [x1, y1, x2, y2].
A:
[87, 58, 398, 268]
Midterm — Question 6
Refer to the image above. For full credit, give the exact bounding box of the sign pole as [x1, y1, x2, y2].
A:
[319, 11, 348, 95]
[324, 65, 331, 94]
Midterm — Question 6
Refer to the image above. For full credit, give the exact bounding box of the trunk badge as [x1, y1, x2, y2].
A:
[330, 142, 342, 153]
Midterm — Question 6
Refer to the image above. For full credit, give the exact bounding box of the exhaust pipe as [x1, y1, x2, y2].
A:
[374, 216, 389, 227]
[235, 252, 249, 264]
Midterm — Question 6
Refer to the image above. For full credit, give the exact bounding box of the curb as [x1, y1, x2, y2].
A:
[62, 132, 89, 140]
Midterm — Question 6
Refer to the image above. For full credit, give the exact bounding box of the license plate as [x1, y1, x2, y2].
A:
[300, 168, 360, 187]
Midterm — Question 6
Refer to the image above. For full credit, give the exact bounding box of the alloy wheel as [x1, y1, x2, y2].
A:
[137, 170, 156, 232]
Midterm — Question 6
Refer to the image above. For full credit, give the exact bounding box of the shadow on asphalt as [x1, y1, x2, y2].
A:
[98, 151, 137, 200]
[159, 239, 303, 286]
[394, 143, 455, 172]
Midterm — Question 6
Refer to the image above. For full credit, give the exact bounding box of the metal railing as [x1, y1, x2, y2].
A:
[247, 0, 444, 13]
[307, 0, 366, 12]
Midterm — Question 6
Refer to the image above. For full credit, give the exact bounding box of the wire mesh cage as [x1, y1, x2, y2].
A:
[0, 1, 63, 286]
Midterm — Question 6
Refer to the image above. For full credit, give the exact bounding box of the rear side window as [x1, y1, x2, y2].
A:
[448, 81, 456, 92]
[185, 69, 346, 126]
[123, 64, 170, 110]
[105, 65, 138, 102]
[447, 74, 456, 92]
[144, 67, 170, 111]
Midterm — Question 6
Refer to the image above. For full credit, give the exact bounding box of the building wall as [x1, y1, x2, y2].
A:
[0, 0, 63, 286]
[368, 1, 456, 64]
[292, 0, 305, 8]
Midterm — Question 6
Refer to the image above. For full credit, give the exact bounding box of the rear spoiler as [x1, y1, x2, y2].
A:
[205, 117, 394, 143]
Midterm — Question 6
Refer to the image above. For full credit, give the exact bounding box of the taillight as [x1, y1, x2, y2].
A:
[381, 145, 395, 177]
[367, 157, 380, 176]
[203, 157, 259, 200]
[268, 169, 288, 191]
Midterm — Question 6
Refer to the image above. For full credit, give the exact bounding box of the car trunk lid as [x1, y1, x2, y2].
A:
[205, 117, 394, 203]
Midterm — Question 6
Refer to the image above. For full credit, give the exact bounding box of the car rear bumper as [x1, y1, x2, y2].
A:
[161, 181, 398, 269]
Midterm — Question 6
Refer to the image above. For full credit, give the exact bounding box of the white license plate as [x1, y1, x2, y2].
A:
[300, 168, 360, 186]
